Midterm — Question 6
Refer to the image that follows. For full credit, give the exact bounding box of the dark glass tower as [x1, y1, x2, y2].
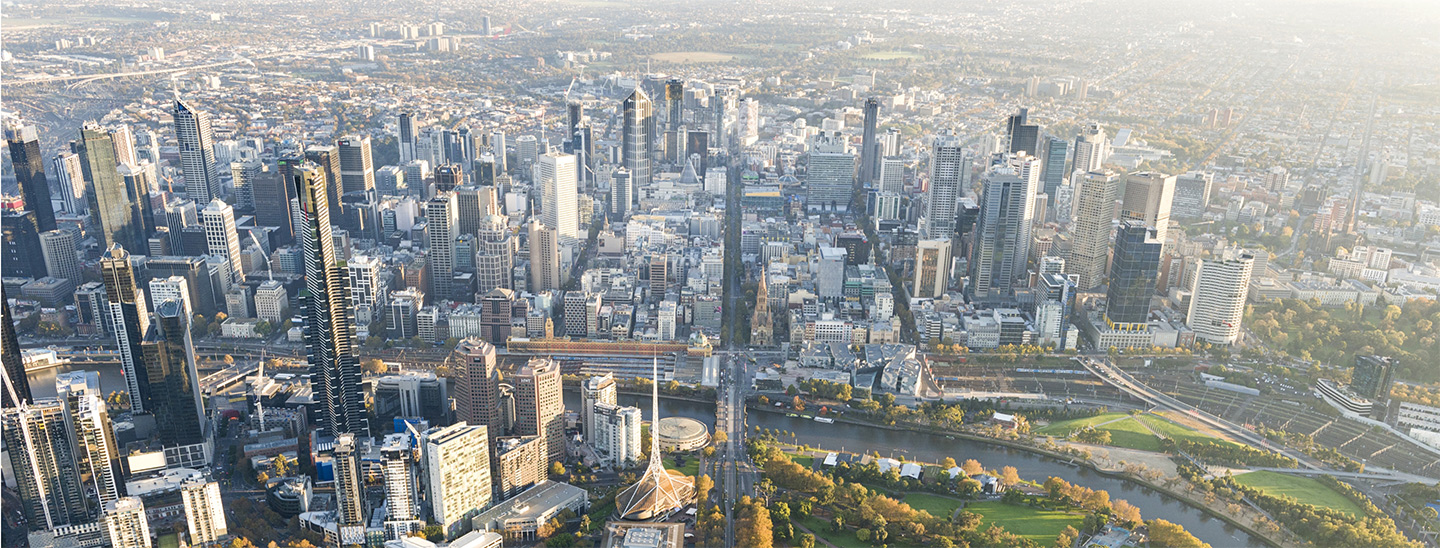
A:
[304, 145, 344, 226]
[139, 299, 207, 446]
[2, 210, 47, 279]
[1104, 220, 1162, 328]
[295, 163, 369, 438]
[665, 78, 684, 131]
[100, 245, 152, 412]
[435, 164, 464, 192]
[77, 123, 145, 251]
[5, 124, 57, 232]
[1351, 355, 1396, 401]
[1041, 136, 1069, 198]
[252, 170, 296, 245]
[1005, 108, 1042, 156]
[1, 288, 32, 407]
[860, 97, 881, 185]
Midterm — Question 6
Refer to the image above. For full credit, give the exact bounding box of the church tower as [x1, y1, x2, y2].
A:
[751, 271, 773, 347]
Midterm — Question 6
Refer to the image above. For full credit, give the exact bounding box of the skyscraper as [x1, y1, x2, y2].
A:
[476, 215, 514, 294]
[527, 219, 560, 292]
[427, 192, 458, 301]
[1120, 171, 1176, 247]
[1069, 171, 1119, 290]
[5, 123, 57, 232]
[1072, 122, 1108, 174]
[64, 389, 122, 509]
[2, 400, 89, 529]
[40, 229, 82, 287]
[453, 339, 502, 435]
[201, 200, 244, 284]
[422, 423, 492, 540]
[912, 238, 953, 299]
[2, 210, 47, 279]
[436, 163, 464, 193]
[252, 170, 296, 245]
[1186, 251, 1254, 345]
[338, 136, 376, 194]
[927, 135, 966, 237]
[181, 477, 227, 547]
[1, 289, 32, 407]
[1034, 272, 1075, 349]
[77, 123, 145, 251]
[968, 166, 1035, 302]
[381, 436, 422, 540]
[805, 133, 857, 212]
[1172, 171, 1214, 219]
[1005, 108, 1042, 156]
[859, 97, 881, 185]
[1351, 355, 1397, 401]
[101, 245, 151, 412]
[513, 357, 563, 462]
[1041, 137, 1069, 200]
[610, 168, 633, 221]
[1105, 221, 1162, 328]
[539, 152, 579, 239]
[295, 163, 369, 438]
[173, 99, 219, 204]
[665, 78, 684, 131]
[53, 152, 87, 215]
[399, 112, 417, 163]
[490, 131, 507, 174]
[582, 373, 617, 441]
[139, 300, 207, 447]
[303, 145, 345, 223]
[622, 88, 654, 204]
[333, 434, 366, 546]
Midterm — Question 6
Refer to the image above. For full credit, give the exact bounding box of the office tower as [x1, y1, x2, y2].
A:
[399, 112, 417, 163]
[77, 123, 145, 251]
[139, 300, 206, 447]
[40, 229, 82, 286]
[1041, 137, 1069, 200]
[426, 192, 459, 301]
[665, 78, 684, 131]
[928, 135, 966, 237]
[103, 498, 151, 548]
[2, 400, 89, 528]
[2, 211, 47, 278]
[527, 219, 560, 292]
[100, 245, 151, 412]
[493, 435, 545, 499]
[1069, 171, 1119, 290]
[514, 135, 539, 175]
[255, 280, 287, 323]
[230, 159, 262, 210]
[201, 200, 244, 283]
[303, 145, 345, 223]
[859, 97, 881, 185]
[150, 276, 193, 317]
[1186, 251, 1254, 345]
[380, 436, 422, 540]
[474, 155, 498, 187]
[582, 373, 617, 441]
[911, 238, 954, 299]
[333, 434, 366, 545]
[969, 166, 1036, 302]
[1, 291, 31, 407]
[1121, 171, 1176, 246]
[1351, 355, 1397, 401]
[53, 152, 86, 214]
[512, 357, 563, 462]
[610, 168, 633, 220]
[475, 215, 514, 295]
[593, 403, 642, 467]
[338, 135, 376, 194]
[173, 99, 219, 204]
[622, 88, 654, 201]
[453, 339, 502, 434]
[649, 254, 670, 298]
[1072, 122, 1108, 174]
[106, 124, 137, 168]
[490, 131, 507, 173]
[6, 123, 56, 232]
[1005, 108, 1042, 156]
[422, 423, 492, 540]
[1034, 272, 1074, 349]
[147, 256, 218, 317]
[1172, 171, 1214, 219]
[539, 152, 579, 239]
[255, 170, 297, 245]
[180, 478, 226, 547]
[1105, 221, 1163, 328]
[456, 185, 497, 235]
[295, 164, 369, 438]
[436, 163, 463, 193]
[806, 134, 857, 212]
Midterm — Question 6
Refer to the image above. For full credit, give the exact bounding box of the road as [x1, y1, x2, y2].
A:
[712, 352, 756, 548]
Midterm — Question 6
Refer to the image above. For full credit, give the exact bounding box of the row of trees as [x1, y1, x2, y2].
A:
[1257, 427, 1365, 472]
[1158, 439, 1298, 468]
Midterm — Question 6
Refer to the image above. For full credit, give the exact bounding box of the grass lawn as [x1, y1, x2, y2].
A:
[1035, 413, 1129, 436]
[1232, 471, 1365, 516]
[585, 499, 616, 531]
[1136, 413, 1238, 447]
[964, 501, 1085, 544]
[663, 456, 699, 477]
[790, 454, 815, 469]
[797, 516, 884, 548]
[901, 493, 961, 519]
[1097, 416, 1164, 452]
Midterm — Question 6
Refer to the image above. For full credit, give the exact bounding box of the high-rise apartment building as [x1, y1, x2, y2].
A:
[453, 339, 502, 436]
[593, 403, 642, 467]
[338, 136, 376, 194]
[381, 435, 422, 540]
[969, 167, 1035, 302]
[1072, 122, 1109, 174]
[2, 400, 89, 528]
[527, 220, 560, 292]
[201, 200, 244, 283]
[610, 168, 633, 221]
[1105, 221, 1163, 328]
[333, 434, 366, 546]
[2, 290, 31, 407]
[399, 112, 418, 163]
[77, 123, 146, 251]
[173, 99, 219, 204]
[806, 134, 857, 212]
[1186, 251, 1254, 345]
[102, 497, 151, 548]
[39, 229, 82, 287]
[581, 374, 617, 441]
[296, 164, 369, 438]
[101, 245, 151, 412]
[912, 238, 953, 299]
[476, 215, 513, 295]
[927, 135, 966, 237]
[539, 152, 579, 239]
[422, 423, 493, 540]
[1351, 355, 1397, 401]
[1068, 171, 1119, 290]
[427, 192, 458, 301]
[139, 300, 207, 448]
[512, 358, 564, 462]
[1172, 171, 1214, 219]
[181, 477, 227, 546]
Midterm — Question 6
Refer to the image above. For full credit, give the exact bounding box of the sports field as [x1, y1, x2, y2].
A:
[1232, 471, 1365, 516]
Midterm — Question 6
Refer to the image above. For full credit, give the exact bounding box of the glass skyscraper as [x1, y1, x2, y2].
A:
[1105, 220, 1163, 328]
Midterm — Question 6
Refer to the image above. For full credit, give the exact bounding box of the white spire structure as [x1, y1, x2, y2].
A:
[613, 354, 694, 521]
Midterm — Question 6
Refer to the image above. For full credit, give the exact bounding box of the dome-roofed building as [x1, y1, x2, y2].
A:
[614, 358, 694, 521]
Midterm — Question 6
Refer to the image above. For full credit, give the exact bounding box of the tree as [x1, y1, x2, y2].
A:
[550, 461, 566, 477]
[1146, 519, 1209, 548]
[770, 501, 792, 540]
[1112, 499, 1142, 527]
[362, 358, 387, 374]
[272, 455, 291, 477]
[798, 533, 816, 548]
[1000, 465, 1020, 487]
[1054, 525, 1079, 548]
[695, 474, 714, 504]
[224, 354, 236, 365]
[735, 497, 774, 548]
[941, 457, 958, 469]
[962, 458, 984, 476]
[712, 429, 727, 445]
[792, 395, 805, 411]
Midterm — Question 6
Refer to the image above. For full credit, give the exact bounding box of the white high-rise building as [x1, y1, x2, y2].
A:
[528, 219, 561, 292]
[201, 200, 243, 283]
[805, 133, 856, 212]
[1186, 251, 1255, 346]
[347, 255, 386, 326]
[381, 435, 423, 540]
[148, 275, 193, 317]
[53, 152, 87, 214]
[582, 374, 617, 441]
[181, 477, 227, 546]
[476, 215, 514, 294]
[539, 152, 579, 239]
[657, 300, 678, 340]
[39, 229, 82, 286]
[230, 159, 262, 210]
[879, 157, 906, 194]
[515, 135, 539, 173]
[422, 423, 492, 541]
[1121, 171, 1176, 248]
[427, 192, 459, 301]
[927, 135, 966, 237]
[338, 135, 376, 193]
[173, 99, 218, 204]
[1068, 171, 1118, 290]
[103, 497, 152, 548]
[593, 402, 643, 467]
[1072, 122, 1109, 174]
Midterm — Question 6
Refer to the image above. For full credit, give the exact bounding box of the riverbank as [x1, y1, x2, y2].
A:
[746, 403, 1287, 548]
